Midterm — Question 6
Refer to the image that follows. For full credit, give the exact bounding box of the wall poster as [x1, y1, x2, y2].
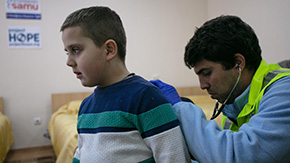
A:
[6, 0, 41, 20]
[8, 27, 42, 49]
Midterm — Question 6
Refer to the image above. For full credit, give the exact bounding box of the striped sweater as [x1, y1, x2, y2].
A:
[73, 75, 190, 163]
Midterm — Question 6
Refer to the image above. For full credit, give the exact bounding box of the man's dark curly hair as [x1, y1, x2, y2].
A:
[184, 15, 262, 71]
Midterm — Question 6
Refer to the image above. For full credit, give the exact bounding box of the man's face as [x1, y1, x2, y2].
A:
[194, 59, 239, 104]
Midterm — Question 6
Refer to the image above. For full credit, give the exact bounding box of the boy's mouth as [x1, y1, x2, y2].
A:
[74, 72, 82, 78]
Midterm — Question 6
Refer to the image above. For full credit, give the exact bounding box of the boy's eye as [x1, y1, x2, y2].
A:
[72, 47, 80, 54]
[202, 71, 211, 76]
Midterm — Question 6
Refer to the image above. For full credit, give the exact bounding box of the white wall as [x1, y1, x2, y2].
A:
[207, 0, 290, 63]
[0, 0, 206, 149]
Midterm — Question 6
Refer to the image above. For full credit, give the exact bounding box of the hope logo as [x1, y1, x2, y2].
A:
[8, 27, 41, 48]
[9, 32, 40, 43]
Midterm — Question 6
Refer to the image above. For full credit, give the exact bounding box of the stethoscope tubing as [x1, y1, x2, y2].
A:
[210, 66, 242, 120]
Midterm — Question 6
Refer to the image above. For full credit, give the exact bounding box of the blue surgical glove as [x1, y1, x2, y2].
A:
[150, 80, 182, 105]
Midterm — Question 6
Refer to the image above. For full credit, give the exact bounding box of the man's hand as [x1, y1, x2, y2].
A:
[150, 80, 181, 105]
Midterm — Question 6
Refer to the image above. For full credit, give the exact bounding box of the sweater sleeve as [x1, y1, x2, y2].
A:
[139, 87, 191, 163]
[174, 76, 290, 163]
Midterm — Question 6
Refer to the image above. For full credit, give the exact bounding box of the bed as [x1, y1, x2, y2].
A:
[48, 87, 222, 163]
[0, 97, 14, 163]
[48, 92, 91, 163]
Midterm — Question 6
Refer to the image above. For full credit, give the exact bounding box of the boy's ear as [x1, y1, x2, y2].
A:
[104, 39, 117, 61]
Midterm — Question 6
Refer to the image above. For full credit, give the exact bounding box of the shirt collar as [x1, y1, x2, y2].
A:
[222, 85, 250, 120]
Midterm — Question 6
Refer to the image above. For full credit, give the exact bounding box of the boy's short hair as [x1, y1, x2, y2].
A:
[60, 6, 127, 61]
[184, 15, 262, 71]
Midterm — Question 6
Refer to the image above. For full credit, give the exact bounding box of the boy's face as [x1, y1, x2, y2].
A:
[62, 26, 109, 87]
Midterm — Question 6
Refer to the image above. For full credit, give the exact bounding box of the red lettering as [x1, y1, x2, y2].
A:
[12, 3, 16, 9]
[11, 3, 39, 11]
[32, 4, 38, 10]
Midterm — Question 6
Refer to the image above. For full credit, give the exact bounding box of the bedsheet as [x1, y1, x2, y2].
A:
[0, 113, 14, 162]
[48, 100, 81, 163]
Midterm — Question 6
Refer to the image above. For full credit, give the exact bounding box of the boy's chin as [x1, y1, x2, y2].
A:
[81, 81, 95, 87]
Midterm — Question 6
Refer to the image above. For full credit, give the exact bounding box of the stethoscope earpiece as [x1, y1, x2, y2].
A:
[235, 64, 242, 73]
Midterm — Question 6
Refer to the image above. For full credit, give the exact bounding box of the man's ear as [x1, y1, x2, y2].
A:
[104, 39, 117, 61]
[234, 53, 246, 70]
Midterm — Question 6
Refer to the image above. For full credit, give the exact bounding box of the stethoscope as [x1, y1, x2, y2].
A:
[210, 64, 242, 120]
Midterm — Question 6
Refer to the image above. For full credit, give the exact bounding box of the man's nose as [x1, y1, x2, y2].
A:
[199, 77, 209, 90]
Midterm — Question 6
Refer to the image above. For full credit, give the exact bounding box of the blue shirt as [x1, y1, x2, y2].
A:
[174, 75, 290, 163]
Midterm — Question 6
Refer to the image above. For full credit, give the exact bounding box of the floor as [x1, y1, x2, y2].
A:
[4, 145, 56, 162]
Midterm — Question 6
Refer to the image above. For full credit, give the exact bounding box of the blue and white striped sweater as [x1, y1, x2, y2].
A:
[73, 75, 190, 163]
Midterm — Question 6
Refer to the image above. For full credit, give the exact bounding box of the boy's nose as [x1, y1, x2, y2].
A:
[66, 57, 76, 67]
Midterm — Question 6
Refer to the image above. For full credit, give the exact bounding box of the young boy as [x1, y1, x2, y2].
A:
[61, 6, 190, 163]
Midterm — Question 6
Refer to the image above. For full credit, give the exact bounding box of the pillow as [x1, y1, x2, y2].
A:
[65, 100, 82, 115]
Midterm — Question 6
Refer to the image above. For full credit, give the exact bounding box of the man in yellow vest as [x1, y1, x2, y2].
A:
[151, 15, 290, 162]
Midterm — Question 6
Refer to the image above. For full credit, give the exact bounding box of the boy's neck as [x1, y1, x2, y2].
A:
[116, 69, 131, 82]
[102, 66, 130, 87]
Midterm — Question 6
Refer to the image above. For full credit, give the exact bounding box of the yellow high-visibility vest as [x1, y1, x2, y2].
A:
[221, 60, 290, 132]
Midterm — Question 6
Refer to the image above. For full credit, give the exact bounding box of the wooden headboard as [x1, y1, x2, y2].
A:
[51, 86, 209, 113]
[176, 86, 207, 96]
[51, 92, 91, 113]
[51, 86, 221, 124]
[0, 97, 3, 113]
